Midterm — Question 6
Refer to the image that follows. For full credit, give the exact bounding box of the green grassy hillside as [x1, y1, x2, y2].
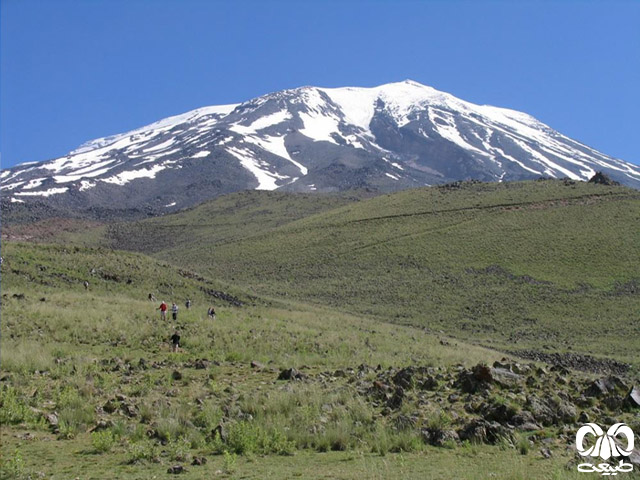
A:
[103, 180, 640, 368]
[3, 242, 591, 479]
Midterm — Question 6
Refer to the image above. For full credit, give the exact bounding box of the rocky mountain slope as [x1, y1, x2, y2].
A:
[2, 80, 639, 218]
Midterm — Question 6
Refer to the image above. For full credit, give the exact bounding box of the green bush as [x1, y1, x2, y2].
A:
[91, 430, 118, 453]
[0, 387, 40, 426]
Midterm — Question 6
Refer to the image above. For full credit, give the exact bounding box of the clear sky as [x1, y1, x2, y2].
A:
[1, 0, 639, 169]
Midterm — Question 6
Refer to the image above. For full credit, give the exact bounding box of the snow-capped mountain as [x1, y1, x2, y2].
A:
[2, 80, 639, 216]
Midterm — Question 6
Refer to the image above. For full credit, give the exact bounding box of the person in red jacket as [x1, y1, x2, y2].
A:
[158, 301, 168, 321]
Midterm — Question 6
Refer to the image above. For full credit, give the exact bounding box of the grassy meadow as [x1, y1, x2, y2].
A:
[2, 179, 640, 479]
[104, 180, 640, 369]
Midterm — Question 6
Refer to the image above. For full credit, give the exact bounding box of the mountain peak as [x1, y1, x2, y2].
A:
[2, 81, 638, 216]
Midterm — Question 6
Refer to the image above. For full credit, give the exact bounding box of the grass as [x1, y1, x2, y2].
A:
[90, 180, 640, 369]
[2, 179, 639, 478]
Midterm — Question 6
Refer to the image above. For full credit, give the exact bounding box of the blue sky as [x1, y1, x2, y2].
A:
[1, 0, 639, 169]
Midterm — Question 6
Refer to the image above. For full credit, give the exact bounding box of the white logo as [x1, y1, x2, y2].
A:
[576, 423, 635, 475]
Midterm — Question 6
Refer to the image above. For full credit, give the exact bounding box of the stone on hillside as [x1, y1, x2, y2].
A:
[194, 359, 210, 370]
[211, 424, 227, 442]
[393, 368, 416, 389]
[88, 420, 113, 433]
[122, 404, 138, 418]
[526, 396, 555, 426]
[191, 457, 207, 466]
[277, 368, 306, 381]
[250, 360, 265, 370]
[458, 419, 511, 445]
[387, 387, 405, 409]
[588, 172, 620, 186]
[420, 376, 438, 391]
[490, 368, 522, 388]
[171, 370, 182, 381]
[421, 428, 460, 447]
[584, 376, 628, 398]
[167, 465, 185, 474]
[625, 386, 640, 409]
[456, 364, 493, 393]
[102, 399, 118, 414]
[45, 413, 58, 428]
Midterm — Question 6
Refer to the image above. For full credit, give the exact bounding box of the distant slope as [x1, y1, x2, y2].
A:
[105, 190, 366, 254]
[101, 180, 640, 367]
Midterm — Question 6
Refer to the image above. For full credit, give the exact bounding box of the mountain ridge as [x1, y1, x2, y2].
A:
[2, 80, 639, 219]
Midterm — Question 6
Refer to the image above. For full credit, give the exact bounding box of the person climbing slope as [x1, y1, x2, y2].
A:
[158, 301, 168, 321]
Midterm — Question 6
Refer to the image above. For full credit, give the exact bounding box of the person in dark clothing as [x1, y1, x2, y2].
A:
[170, 331, 181, 352]
[207, 306, 216, 319]
[185, 299, 191, 309]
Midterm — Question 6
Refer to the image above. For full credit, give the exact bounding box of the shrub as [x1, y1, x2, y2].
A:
[0, 387, 40, 426]
[126, 441, 160, 464]
[91, 430, 118, 453]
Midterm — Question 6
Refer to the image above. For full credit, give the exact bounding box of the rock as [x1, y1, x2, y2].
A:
[420, 376, 438, 391]
[250, 361, 265, 369]
[122, 404, 138, 418]
[422, 428, 460, 447]
[211, 424, 227, 442]
[540, 447, 552, 459]
[483, 402, 517, 424]
[88, 420, 113, 433]
[393, 414, 417, 430]
[548, 398, 577, 424]
[392, 368, 416, 389]
[45, 413, 59, 428]
[194, 359, 210, 370]
[525, 396, 555, 426]
[625, 386, 640, 409]
[103, 400, 118, 413]
[191, 456, 207, 466]
[588, 172, 620, 186]
[115, 393, 127, 402]
[490, 368, 522, 388]
[584, 376, 628, 398]
[171, 370, 182, 381]
[578, 411, 590, 423]
[167, 465, 185, 474]
[277, 368, 306, 381]
[458, 419, 511, 445]
[387, 387, 405, 409]
[455, 364, 493, 394]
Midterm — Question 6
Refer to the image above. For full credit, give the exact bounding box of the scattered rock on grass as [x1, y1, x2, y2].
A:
[277, 368, 306, 381]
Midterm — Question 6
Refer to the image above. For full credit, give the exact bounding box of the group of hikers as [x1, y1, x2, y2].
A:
[150, 296, 216, 353]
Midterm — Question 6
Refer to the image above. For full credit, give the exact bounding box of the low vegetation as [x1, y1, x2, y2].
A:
[2, 179, 639, 478]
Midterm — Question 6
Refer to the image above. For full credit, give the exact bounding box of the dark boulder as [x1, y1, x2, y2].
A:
[588, 172, 620, 186]
[277, 368, 306, 381]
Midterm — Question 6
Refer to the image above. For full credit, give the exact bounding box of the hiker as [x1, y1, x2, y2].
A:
[158, 301, 168, 321]
[149, 293, 156, 302]
[171, 302, 179, 321]
[170, 330, 181, 353]
[83, 280, 89, 290]
[185, 299, 191, 310]
[207, 306, 216, 319]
